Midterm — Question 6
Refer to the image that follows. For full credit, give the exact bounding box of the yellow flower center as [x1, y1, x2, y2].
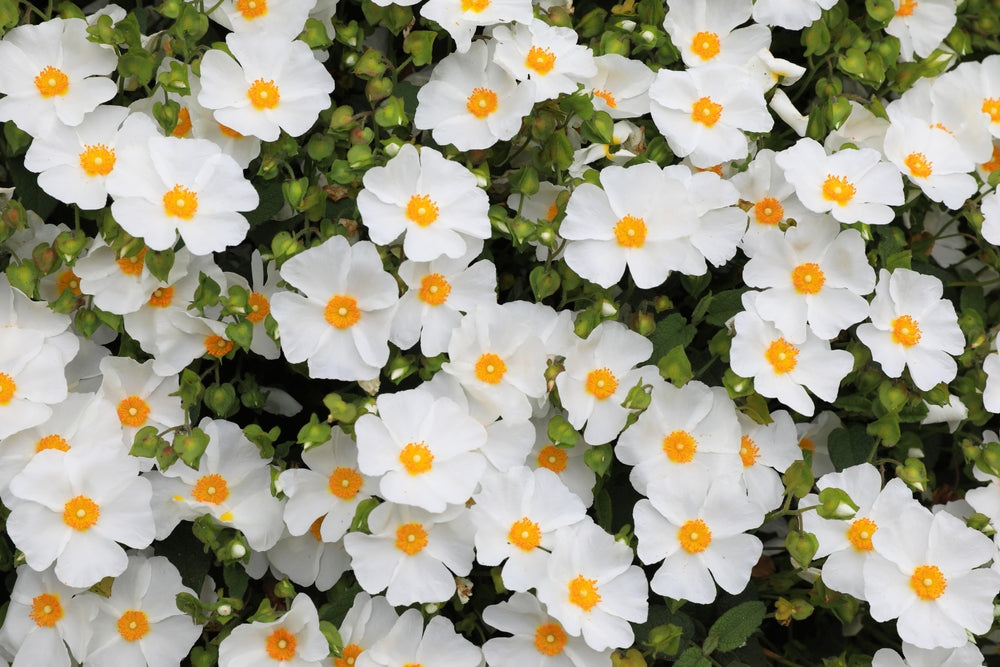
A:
[663, 430, 697, 464]
[219, 122, 244, 138]
[266, 628, 297, 662]
[525, 46, 557, 75]
[567, 574, 601, 611]
[247, 79, 280, 110]
[678, 518, 712, 553]
[247, 292, 270, 323]
[896, 0, 918, 16]
[117, 610, 150, 642]
[460, 0, 489, 11]
[78, 143, 116, 177]
[328, 467, 363, 499]
[585, 367, 618, 399]
[56, 269, 82, 295]
[691, 96, 722, 127]
[593, 89, 617, 108]
[846, 517, 877, 551]
[910, 564, 946, 600]
[765, 338, 799, 374]
[192, 473, 229, 504]
[204, 335, 234, 357]
[308, 516, 325, 541]
[754, 197, 784, 225]
[466, 87, 498, 118]
[30, 593, 64, 627]
[821, 175, 856, 206]
[395, 522, 429, 555]
[690, 31, 721, 60]
[36, 434, 71, 453]
[534, 623, 567, 656]
[405, 194, 439, 227]
[162, 184, 198, 219]
[34, 65, 69, 97]
[891, 314, 921, 347]
[475, 353, 507, 384]
[799, 437, 815, 452]
[63, 495, 100, 531]
[791, 262, 826, 295]
[904, 152, 933, 178]
[336, 644, 363, 667]
[982, 145, 1000, 173]
[117, 248, 146, 276]
[537, 445, 568, 473]
[399, 441, 434, 475]
[982, 98, 1000, 124]
[117, 395, 151, 428]
[236, 0, 267, 19]
[418, 273, 451, 305]
[508, 517, 542, 551]
[171, 107, 192, 137]
[324, 295, 361, 329]
[614, 214, 647, 248]
[739, 435, 760, 467]
[148, 286, 174, 308]
[0, 372, 17, 404]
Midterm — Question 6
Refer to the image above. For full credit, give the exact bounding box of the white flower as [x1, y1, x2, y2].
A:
[491, 19, 597, 102]
[219, 594, 330, 667]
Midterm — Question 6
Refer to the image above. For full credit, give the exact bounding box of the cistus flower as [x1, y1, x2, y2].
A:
[219, 594, 330, 667]
[886, 0, 958, 62]
[663, 0, 771, 68]
[0, 18, 117, 136]
[419, 0, 533, 54]
[491, 19, 597, 103]
[357, 609, 483, 667]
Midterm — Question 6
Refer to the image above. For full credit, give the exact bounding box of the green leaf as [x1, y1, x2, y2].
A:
[648, 313, 697, 361]
[223, 561, 250, 600]
[705, 289, 745, 326]
[585, 443, 613, 477]
[244, 181, 285, 225]
[658, 345, 693, 387]
[827, 426, 874, 471]
[707, 601, 767, 653]
[675, 647, 711, 667]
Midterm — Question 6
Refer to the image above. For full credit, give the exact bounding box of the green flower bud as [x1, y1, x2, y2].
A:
[373, 96, 407, 128]
[31, 243, 59, 275]
[816, 487, 859, 520]
[403, 30, 436, 67]
[897, 457, 928, 492]
[300, 18, 332, 49]
[353, 48, 387, 79]
[785, 529, 819, 568]
[365, 77, 393, 104]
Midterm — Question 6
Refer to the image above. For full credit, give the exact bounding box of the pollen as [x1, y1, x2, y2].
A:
[585, 367, 618, 399]
[56, 269, 82, 295]
[537, 444, 568, 473]
[593, 89, 618, 108]
[30, 593, 63, 627]
[308, 515, 325, 541]
[982, 145, 1000, 173]
[336, 644, 363, 667]
[325, 295, 361, 329]
[910, 564, 946, 600]
[891, 314, 922, 347]
[466, 87, 498, 118]
[405, 194, 439, 227]
[34, 65, 69, 97]
[460, 0, 490, 11]
[192, 473, 230, 504]
[36, 434, 71, 453]
[328, 466, 363, 499]
[846, 517, 877, 551]
[266, 628, 297, 661]
[63, 494, 100, 531]
[117, 248, 147, 276]
[508, 516, 542, 551]
[821, 175, 856, 206]
[162, 184, 198, 219]
[117, 610, 150, 642]
[171, 107, 192, 137]
[678, 518, 712, 553]
[0, 372, 17, 404]
[148, 286, 175, 308]
[765, 338, 799, 374]
[791, 262, 826, 295]
[525, 46, 557, 75]
[534, 622, 567, 656]
[567, 574, 601, 611]
[545, 202, 559, 220]
[904, 152, 933, 178]
[663, 430, 697, 464]
[896, 0, 917, 16]
[739, 435, 760, 467]
[247, 292, 271, 323]
[78, 143, 116, 177]
[690, 31, 721, 60]
[983, 98, 1000, 124]
[218, 123, 244, 138]
[614, 214, 647, 248]
[395, 522, 429, 555]
[248, 79, 280, 110]
[236, 0, 267, 19]
[418, 273, 451, 305]
[400, 441, 434, 475]
[754, 197, 784, 225]
[691, 96, 722, 127]
[475, 353, 507, 384]
[117, 395, 151, 427]
[798, 437, 815, 452]
[204, 335, 234, 357]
